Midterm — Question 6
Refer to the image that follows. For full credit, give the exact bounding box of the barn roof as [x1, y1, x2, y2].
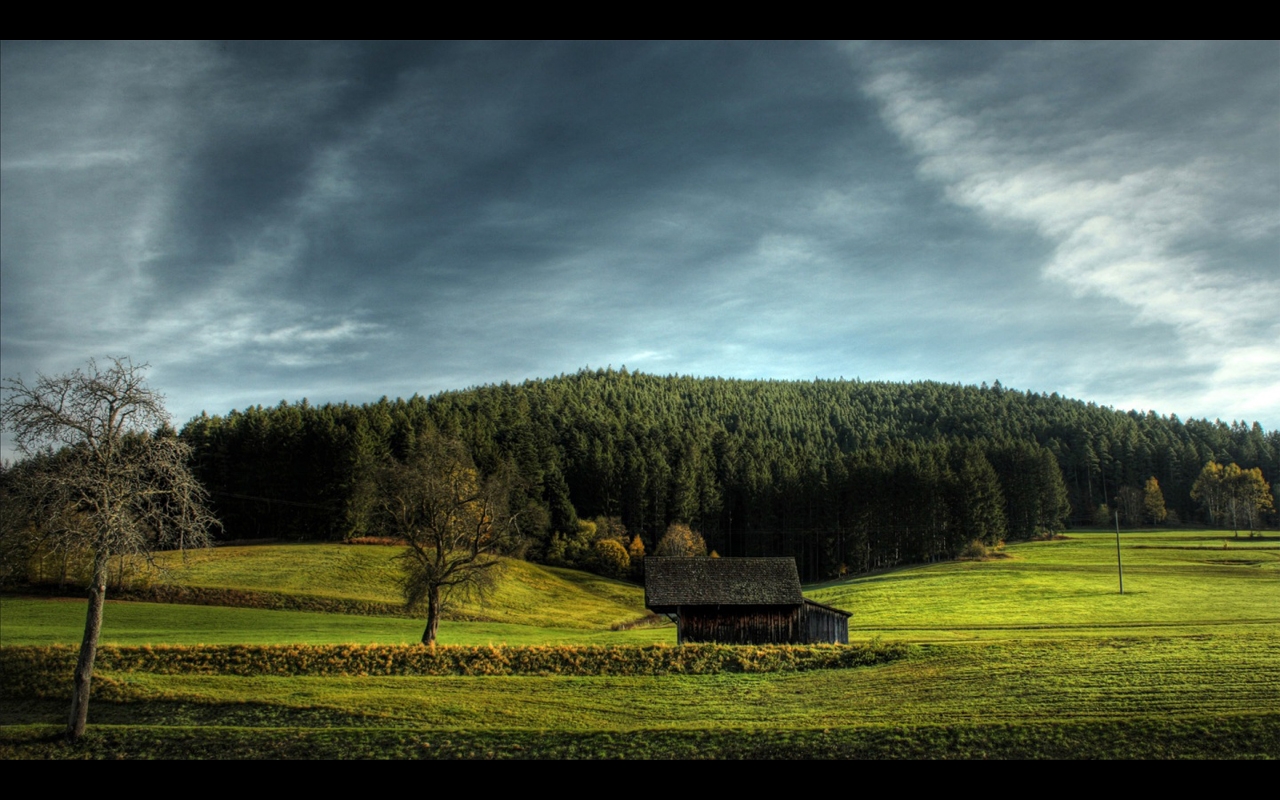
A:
[644, 557, 805, 609]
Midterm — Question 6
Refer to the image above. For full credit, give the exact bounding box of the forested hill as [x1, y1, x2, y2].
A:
[180, 370, 1278, 580]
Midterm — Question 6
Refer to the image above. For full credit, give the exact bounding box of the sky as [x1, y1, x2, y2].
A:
[3, 41, 1277, 456]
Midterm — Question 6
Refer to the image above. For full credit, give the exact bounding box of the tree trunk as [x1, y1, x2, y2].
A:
[421, 585, 441, 646]
[67, 551, 108, 741]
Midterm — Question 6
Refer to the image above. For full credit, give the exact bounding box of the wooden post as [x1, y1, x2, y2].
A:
[1114, 508, 1124, 595]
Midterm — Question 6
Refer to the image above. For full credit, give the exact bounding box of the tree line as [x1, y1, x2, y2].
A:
[175, 369, 1278, 580]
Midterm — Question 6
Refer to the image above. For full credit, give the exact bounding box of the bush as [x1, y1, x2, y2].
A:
[960, 539, 988, 560]
[0, 641, 912, 685]
[590, 539, 630, 579]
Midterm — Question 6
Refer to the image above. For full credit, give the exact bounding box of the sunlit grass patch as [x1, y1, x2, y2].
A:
[0, 597, 673, 647]
[146, 544, 647, 629]
[809, 529, 1280, 640]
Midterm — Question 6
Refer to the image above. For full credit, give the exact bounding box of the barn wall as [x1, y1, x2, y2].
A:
[801, 604, 849, 644]
[678, 605, 803, 644]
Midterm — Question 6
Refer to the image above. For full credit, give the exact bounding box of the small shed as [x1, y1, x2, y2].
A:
[644, 557, 851, 644]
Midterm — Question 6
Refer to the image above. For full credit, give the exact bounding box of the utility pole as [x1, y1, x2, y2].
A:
[1114, 508, 1124, 595]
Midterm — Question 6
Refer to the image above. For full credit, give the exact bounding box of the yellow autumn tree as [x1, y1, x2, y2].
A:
[591, 538, 630, 579]
[654, 522, 707, 557]
[1192, 462, 1274, 537]
[1191, 462, 1228, 525]
[1229, 466, 1274, 537]
[627, 534, 647, 581]
[1143, 477, 1168, 525]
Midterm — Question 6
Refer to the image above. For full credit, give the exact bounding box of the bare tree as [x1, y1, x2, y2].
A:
[1115, 485, 1144, 528]
[0, 357, 218, 741]
[373, 433, 523, 646]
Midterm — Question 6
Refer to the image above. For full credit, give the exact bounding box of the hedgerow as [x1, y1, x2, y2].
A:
[0, 641, 908, 690]
[16, 583, 414, 618]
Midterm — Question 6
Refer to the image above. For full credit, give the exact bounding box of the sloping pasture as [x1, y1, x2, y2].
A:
[2, 530, 1278, 758]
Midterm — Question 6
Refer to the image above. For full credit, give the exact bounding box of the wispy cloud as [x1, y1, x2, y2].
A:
[859, 47, 1280, 420]
[1, 149, 143, 171]
[4, 41, 1276, 451]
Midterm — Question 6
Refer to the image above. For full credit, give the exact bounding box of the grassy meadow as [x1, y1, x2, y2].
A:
[2, 529, 1278, 759]
[143, 543, 651, 630]
[813, 530, 1279, 640]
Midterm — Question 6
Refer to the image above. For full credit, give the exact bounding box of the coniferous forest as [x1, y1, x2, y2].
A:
[177, 370, 1279, 581]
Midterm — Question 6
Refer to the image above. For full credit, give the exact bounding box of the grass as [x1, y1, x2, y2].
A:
[3, 528, 1278, 758]
[0, 597, 673, 647]
[45, 636, 1270, 729]
[809, 530, 1280, 641]
[6, 717, 1275, 759]
[142, 543, 649, 629]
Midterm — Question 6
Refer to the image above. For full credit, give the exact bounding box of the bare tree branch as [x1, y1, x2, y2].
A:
[371, 433, 523, 645]
[1, 357, 218, 741]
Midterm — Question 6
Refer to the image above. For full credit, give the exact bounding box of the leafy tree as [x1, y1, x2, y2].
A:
[1192, 461, 1273, 537]
[627, 534, 646, 580]
[1093, 503, 1112, 526]
[0, 358, 217, 740]
[590, 538, 630, 579]
[372, 433, 523, 645]
[1191, 462, 1228, 525]
[592, 515, 628, 545]
[654, 522, 707, 557]
[1227, 466, 1273, 537]
[1143, 477, 1168, 525]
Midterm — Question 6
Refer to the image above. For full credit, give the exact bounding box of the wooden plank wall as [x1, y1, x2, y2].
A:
[678, 605, 803, 644]
[677, 604, 850, 644]
[802, 604, 849, 644]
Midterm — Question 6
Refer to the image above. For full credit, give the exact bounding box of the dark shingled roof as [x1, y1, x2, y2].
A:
[644, 557, 804, 610]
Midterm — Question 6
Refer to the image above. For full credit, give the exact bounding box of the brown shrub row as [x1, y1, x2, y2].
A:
[18, 583, 518, 622]
[17, 583, 413, 618]
[0, 641, 908, 691]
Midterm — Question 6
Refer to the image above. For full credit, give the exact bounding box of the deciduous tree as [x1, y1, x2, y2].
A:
[1227, 466, 1273, 537]
[0, 358, 217, 741]
[627, 534, 646, 580]
[1191, 462, 1227, 525]
[590, 538, 630, 579]
[1143, 477, 1168, 525]
[654, 522, 707, 557]
[1193, 461, 1274, 537]
[373, 433, 524, 645]
[1116, 485, 1144, 527]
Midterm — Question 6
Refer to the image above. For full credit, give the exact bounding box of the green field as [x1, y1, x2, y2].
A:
[0, 598, 674, 647]
[813, 531, 1279, 640]
[143, 543, 652, 630]
[2, 530, 1278, 759]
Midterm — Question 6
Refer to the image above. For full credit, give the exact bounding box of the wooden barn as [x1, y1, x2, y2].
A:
[644, 557, 851, 644]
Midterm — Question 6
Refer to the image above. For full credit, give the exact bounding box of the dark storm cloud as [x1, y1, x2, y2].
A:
[2, 41, 1276, 455]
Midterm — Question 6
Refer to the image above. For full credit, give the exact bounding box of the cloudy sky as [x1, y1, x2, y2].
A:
[3, 41, 1277, 452]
